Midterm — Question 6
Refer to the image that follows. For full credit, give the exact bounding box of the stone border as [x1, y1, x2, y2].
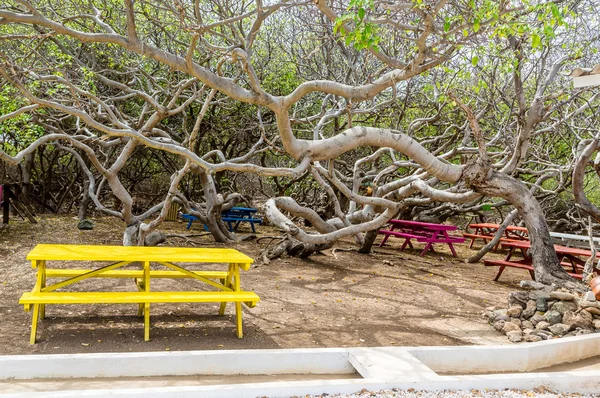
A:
[1, 334, 599, 397]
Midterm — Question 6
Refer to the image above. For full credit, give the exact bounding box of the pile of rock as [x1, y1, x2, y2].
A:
[483, 288, 600, 343]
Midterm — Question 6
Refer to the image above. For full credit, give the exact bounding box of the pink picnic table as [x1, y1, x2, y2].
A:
[378, 220, 465, 257]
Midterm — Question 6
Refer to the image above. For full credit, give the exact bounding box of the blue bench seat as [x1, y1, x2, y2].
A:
[182, 209, 263, 232]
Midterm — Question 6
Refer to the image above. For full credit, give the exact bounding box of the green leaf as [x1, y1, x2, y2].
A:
[473, 19, 480, 33]
[531, 33, 541, 49]
[471, 55, 479, 66]
[551, 4, 560, 19]
[444, 19, 451, 32]
[358, 7, 365, 20]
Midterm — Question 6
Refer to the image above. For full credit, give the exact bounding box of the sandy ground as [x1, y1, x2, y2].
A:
[0, 215, 528, 355]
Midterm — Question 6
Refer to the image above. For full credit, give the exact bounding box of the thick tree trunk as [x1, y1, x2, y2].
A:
[573, 139, 600, 222]
[197, 168, 234, 242]
[467, 166, 571, 284]
[78, 177, 90, 221]
[358, 229, 379, 254]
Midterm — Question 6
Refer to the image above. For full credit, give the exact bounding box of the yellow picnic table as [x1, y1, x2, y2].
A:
[19, 244, 259, 344]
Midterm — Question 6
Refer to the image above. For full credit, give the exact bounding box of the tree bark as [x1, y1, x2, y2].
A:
[358, 229, 379, 254]
[466, 165, 571, 284]
[573, 139, 600, 222]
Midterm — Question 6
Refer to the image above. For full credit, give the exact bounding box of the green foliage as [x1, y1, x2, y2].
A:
[334, 0, 380, 52]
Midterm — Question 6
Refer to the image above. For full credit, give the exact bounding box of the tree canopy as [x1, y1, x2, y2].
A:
[2, 0, 600, 285]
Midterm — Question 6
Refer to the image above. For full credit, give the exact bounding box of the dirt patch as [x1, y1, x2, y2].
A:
[0, 215, 524, 355]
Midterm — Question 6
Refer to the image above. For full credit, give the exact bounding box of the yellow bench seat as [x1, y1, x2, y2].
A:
[20, 291, 260, 307]
[44, 269, 229, 279]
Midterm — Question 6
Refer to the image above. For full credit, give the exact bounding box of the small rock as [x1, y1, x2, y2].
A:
[563, 310, 593, 331]
[382, 260, 394, 266]
[563, 330, 578, 338]
[521, 320, 534, 330]
[485, 306, 498, 312]
[535, 331, 552, 340]
[522, 300, 537, 319]
[582, 308, 598, 318]
[536, 298, 548, 312]
[550, 291, 577, 301]
[535, 321, 550, 331]
[543, 310, 562, 325]
[548, 323, 570, 336]
[493, 309, 509, 322]
[509, 318, 521, 327]
[493, 320, 506, 332]
[522, 328, 534, 335]
[576, 329, 593, 336]
[502, 322, 521, 334]
[530, 290, 552, 300]
[583, 291, 597, 302]
[508, 292, 530, 308]
[582, 306, 600, 316]
[593, 319, 600, 330]
[551, 301, 577, 315]
[507, 305, 523, 318]
[523, 334, 542, 342]
[483, 311, 494, 319]
[530, 313, 544, 326]
[506, 330, 522, 343]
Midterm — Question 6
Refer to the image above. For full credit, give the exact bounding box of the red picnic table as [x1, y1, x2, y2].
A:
[464, 223, 529, 249]
[378, 220, 465, 257]
[483, 239, 600, 281]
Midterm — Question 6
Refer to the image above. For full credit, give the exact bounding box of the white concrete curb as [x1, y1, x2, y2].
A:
[0, 334, 599, 397]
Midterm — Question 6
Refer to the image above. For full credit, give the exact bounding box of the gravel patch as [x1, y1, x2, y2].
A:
[301, 388, 599, 398]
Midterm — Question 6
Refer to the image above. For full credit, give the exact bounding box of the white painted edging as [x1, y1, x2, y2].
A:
[0, 348, 353, 379]
[1, 334, 599, 397]
[409, 332, 600, 373]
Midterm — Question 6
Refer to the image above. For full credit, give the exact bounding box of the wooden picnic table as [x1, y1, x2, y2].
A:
[464, 223, 529, 249]
[378, 220, 465, 257]
[183, 206, 263, 233]
[483, 240, 599, 281]
[19, 244, 259, 344]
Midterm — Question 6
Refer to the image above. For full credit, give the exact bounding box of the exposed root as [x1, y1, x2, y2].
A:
[165, 232, 211, 246]
[259, 235, 333, 264]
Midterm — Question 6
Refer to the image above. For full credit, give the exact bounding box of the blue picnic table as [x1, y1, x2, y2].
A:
[182, 207, 263, 233]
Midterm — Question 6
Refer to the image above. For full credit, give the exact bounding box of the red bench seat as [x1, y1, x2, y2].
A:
[484, 259, 582, 281]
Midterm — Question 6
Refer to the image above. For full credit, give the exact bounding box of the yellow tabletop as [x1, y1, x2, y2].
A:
[27, 244, 254, 265]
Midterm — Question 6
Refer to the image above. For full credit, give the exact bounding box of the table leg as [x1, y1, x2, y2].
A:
[219, 264, 234, 316]
[233, 264, 243, 338]
[186, 219, 193, 229]
[505, 247, 516, 261]
[40, 271, 46, 320]
[135, 278, 144, 317]
[493, 264, 506, 281]
[400, 238, 411, 251]
[469, 227, 479, 249]
[379, 224, 396, 247]
[443, 231, 458, 257]
[420, 231, 439, 256]
[562, 254, 581, 273]
[29, 304, 40, 345]
[29, 260, 45, 345]
[143, 261, 151, 341]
